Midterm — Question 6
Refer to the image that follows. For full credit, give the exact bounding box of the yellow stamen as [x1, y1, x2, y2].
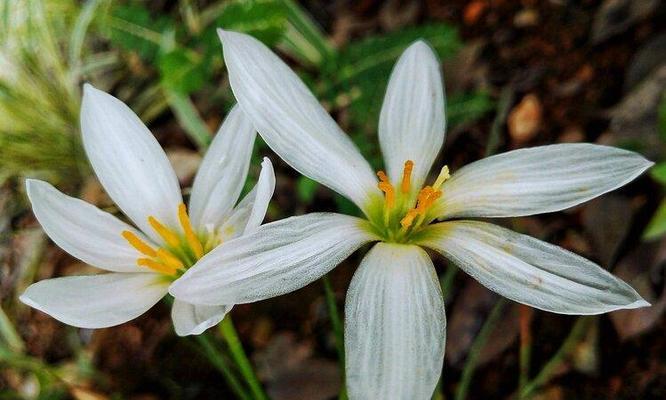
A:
[137, 258, 178, 275]
[432, 165, 450, 190]
[178, 203, 204, 259]
[122, 230, 157, 257]
[377, 171, 395, 209]
[157, 248, 185, 270]
[400, 209, 419, 229]
[148, 216, 180, 248]
[401, 160, 414, 193]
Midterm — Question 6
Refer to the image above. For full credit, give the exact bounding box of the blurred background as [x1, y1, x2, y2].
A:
[1, 0, 665, 399]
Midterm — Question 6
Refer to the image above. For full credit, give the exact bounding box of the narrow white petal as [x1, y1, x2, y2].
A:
[218, 29, 379, 210]
[419, 221, 649, 314]
[217, 158, 276, 240]
[189, 105, 256, 229]
[379, 41, 445, 188]
[170, 213, 377, 305]
[81, 84, 182, 242]
[435, 144, 653, 219]
[20, 273, 167, 329]
[345, 243, 445, 400]
[26, 179, 143, 273]
[171, 299, 231, 336]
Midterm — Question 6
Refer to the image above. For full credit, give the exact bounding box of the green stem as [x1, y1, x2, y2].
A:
[517, 306, 533, 398]
[0, 305, 24, 353]
[163, 87, 211, 150]
[520, 317, 591, 399]
[455, 298, 507, 400]
[194, 333, 251, 400]
[485, 87, 514, 157]
[322, 275, 348, 400]
[219, 316, 269, 400]
[439, 264, 458, 302]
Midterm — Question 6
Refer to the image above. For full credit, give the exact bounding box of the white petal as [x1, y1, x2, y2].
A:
[81, 84, 183, 242]
[26, 179, 144, 273]
[379, 41, 445, 188]
[435, 144, 653, 219]
[419, 221, 649, 314]
[20, 273, 167, 329]
[170, 213, 376, 305]
[345, 243, 445, 400]
[171, 299, 231, 336]
[189, 105, 256, 229]
[218, 29, 379, 210]
[217, 157, 276, 240]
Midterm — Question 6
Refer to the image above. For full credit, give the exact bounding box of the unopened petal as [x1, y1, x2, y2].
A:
[345, 243, 445, 400]
[419, 221, 649, 314]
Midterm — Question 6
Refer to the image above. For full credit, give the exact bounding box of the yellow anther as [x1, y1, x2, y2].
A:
[400, 209, 419, 229]
[157, 248, 185, 270]
[432, 166, 450, 190]
[122, 230, 157, 258]
[137, 258, 178, 276]
[178, 203, 204, 259]
[401, 160, 414, 193]
[148, 216, 180, 248]
[378, 182, 395, 209]
[377, 170, 395, 209]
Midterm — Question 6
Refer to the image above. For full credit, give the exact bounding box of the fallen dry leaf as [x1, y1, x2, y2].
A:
[508, 94, 542, 144]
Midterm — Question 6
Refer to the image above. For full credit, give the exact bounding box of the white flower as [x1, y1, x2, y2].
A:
[20, 84, 275, 336]
[170, 31, 652, 398]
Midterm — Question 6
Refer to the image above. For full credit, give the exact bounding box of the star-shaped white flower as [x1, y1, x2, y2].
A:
[170, 31, 652, 398]
[21, 84, 275, 336]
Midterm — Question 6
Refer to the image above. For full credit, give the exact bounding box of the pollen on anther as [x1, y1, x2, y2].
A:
[148, 216, 180, 248]
[122, 231, 157, 257]
[401, 160, 414, 193]
[178, 203, 204, 259]
[137, 258, 178, 275]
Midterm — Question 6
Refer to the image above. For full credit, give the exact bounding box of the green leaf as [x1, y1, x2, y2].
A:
[321, 23, 462, 133]
[447, 91, 495, 128]
[108, 4, 175, 62]
[650, 162, 666, 185]
[158, 49, 208, 94]
[296, 176, 319, 203]
[659, 93, 666, 142]
[643, 199, 666, 240]
[212, 0, 288, 47]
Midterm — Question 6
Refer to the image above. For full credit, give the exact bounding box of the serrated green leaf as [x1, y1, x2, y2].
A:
[158, 49, 208, 94]
[643, 199, 666, 240]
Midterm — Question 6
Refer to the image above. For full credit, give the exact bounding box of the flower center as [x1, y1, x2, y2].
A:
[368, 160, 450, 243]
[122, 203, 213, 278]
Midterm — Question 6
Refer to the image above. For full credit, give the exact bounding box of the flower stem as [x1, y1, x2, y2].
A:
[520, 317, 591, 398]
[322, 275, 348, 400]
[454, 298, 507, 400]
[518, 305, 533, 398]
[194, 333, 252, 400]
[219, 316, 269, 400]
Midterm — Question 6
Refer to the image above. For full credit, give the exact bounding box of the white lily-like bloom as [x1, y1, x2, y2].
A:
[170, 31, 652, 398]
[20, 84, 275, 336]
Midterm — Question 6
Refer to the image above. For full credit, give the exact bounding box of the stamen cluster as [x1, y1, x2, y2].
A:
[122, 204, 210, 277]
[370, 160, 449, 243]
